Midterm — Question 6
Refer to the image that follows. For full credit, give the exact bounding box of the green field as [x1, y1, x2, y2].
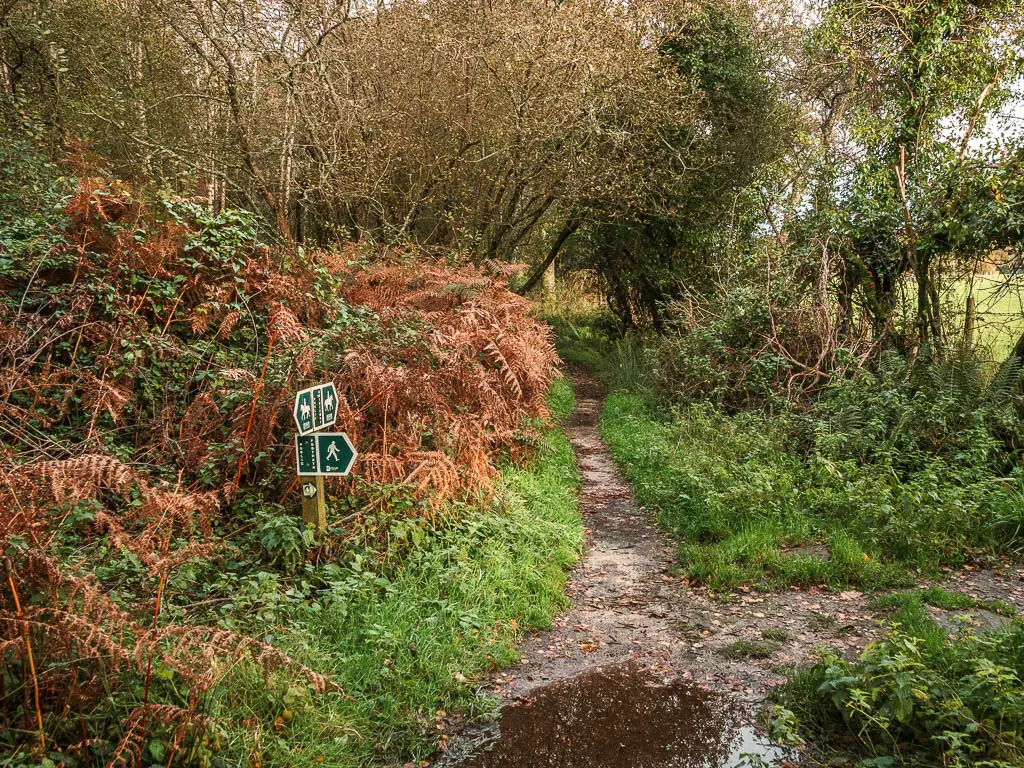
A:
[949, 275, 1024, 360]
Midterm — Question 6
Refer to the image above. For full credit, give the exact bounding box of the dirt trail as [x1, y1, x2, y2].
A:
[487, 373, 880, 704]
[436, 372, 1024, 766]
[495, 372, 690, 692]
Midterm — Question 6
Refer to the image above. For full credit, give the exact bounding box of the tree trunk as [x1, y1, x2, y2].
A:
[516, 217, 580, 296]
[963, 296, 976, 349]
[541, 259, 556, 296]
[0, 46, 11, 96]
[1011, 329, 1024, 366]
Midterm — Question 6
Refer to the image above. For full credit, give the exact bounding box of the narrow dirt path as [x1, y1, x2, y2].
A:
[486, 373, 881, 704]
[434, 371, 1024, 767]
[492, 372, 692, 694]
[433, 373, 843, 766]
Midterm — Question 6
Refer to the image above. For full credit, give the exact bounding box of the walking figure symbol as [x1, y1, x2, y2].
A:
[326, 441, 340, 461]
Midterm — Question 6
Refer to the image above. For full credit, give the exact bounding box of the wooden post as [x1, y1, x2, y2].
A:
[964, 295, 977, 348]
[300, 476, 327, 530]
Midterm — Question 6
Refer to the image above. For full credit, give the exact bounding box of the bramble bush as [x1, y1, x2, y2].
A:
[782, 616, 1024, 767]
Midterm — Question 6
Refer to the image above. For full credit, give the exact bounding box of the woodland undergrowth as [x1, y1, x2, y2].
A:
[554, 290, 1024, 591]
[0, 160, 569, 766]
[553, 292, 1024, 767]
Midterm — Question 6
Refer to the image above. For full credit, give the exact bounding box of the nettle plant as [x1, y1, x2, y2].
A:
[801, 625, 1024, 767]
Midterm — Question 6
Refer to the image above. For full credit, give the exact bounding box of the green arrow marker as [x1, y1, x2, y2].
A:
[316, 432, 357, 475]
[294, 432, 357, 476]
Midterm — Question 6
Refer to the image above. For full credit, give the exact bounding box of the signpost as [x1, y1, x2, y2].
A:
[293, 382, 356, 530]
[300, 475, 327, 530]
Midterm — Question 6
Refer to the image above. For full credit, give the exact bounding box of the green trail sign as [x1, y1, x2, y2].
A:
[293, 382, 339, 436]
[296, 434, 318, 474]
[293, 381, 353, 529]
[294, 432, 358, 476]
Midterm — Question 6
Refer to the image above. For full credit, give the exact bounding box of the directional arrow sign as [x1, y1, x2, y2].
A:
[293, 382, 339, 435]
[316, 432, 357, 474]
[294, 432, 357, 476]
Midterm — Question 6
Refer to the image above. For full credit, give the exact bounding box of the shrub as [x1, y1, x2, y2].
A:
[0, 172, 565, 762]
[783, 623, 1024, 767]
[652, 284, 789, 409]
[810, 351, 1015, 475]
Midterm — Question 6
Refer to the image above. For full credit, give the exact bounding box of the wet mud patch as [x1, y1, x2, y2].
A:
[447, 664, 787, 768]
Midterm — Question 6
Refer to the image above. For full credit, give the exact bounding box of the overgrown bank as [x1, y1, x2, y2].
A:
[592, 345, 1023, 592]
[0, 148, 583, 767]
[212, 378, 583, 767]
[2, 378, 582, 767]
[778, 589, 1024, 767]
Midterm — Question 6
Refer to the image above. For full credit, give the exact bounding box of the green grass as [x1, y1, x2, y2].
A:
[598, 379, 1024, 592]
[866, 585, 1017, 652]
[599, 391, 908, 591]
[872, 584, 1015, 617]
[723, 639, 778, 659]
[547, 372, 577, 420]
[211, 378, 583, 767]
[868, 587, 991, 655]
[950, 275, 1024, 361]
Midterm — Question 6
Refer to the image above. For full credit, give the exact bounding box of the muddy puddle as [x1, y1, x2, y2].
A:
[438, 664, 791, 768]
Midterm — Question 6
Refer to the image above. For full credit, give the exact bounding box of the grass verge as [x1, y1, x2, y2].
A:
[599, 390, 909, 591]
[225, 377, 582, 767]
[598, 370, 1024, 591]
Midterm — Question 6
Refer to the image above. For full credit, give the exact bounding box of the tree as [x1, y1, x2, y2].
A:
[576, 1, 797, 327]
[3, 0, 701, 260]
[804, 0, 1024, 348]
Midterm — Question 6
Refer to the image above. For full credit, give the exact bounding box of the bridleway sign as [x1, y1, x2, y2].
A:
[293, 382, 339, 435]
[293, 381, 356, 530]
